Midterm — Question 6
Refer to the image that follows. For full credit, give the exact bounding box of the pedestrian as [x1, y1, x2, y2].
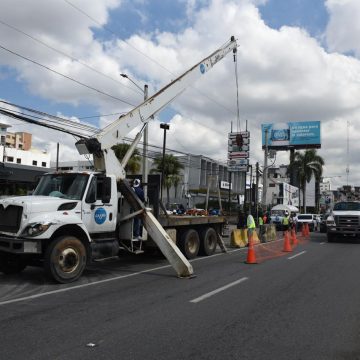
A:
[247, 211, 256, 243]
[262, 213, 267, 224]
[282, 210, 290, 234]
[237, 210, 246, 230]
[132, 178, 145, 240]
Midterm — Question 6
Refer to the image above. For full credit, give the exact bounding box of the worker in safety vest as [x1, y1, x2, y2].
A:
[282, 210, 290, 233]
[247, 211, 256, 242]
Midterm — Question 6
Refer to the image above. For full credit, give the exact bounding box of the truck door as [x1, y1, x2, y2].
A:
[82, 175, 116, 235]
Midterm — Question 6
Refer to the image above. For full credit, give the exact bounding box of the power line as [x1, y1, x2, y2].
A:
[0, 44, 136, 107]
[62, 0, 236, 117]
[0, 18, 142, 97]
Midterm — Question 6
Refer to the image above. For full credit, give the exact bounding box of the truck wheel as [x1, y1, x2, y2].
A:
[0, 252, 27, 274]
[327, 234, 336, 243]
[199, 227, 217, 256]
[179, 229, 200, 259]
[45, 236, 87, 283]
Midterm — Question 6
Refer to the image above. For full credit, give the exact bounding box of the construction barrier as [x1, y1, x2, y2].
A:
[261, 224, 277, 243]
[230, 228, 260, 248]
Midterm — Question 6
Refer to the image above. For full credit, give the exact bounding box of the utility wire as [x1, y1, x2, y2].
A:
[0, 100, 98, 133]
[63, 0, 236, 117]
[0, 18, 142, 97]
[0, 44, 136, 107]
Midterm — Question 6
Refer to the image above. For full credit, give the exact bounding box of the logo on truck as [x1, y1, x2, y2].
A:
[94, 208, 107, 224]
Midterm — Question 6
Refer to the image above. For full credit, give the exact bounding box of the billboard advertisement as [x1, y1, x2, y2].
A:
[261, 121, 321, 150]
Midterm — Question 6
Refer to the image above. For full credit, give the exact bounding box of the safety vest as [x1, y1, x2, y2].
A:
[282, 216, 289, 225]
[247, 215, 256, 229]
[258, 217, 264, 225]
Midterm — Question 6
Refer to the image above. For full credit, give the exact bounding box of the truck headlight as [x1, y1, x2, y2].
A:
[326, 216, 336, 226]
[21, 222, 52, 237]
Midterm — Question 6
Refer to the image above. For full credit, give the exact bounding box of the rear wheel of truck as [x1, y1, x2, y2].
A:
[0, 252, 27, 274]
[199, 227, 217, 256]
[45, 236, 87, 283]
[179, 229, 200, 259]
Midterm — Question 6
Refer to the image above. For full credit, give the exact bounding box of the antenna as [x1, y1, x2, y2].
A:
[346, 121, 350, 185]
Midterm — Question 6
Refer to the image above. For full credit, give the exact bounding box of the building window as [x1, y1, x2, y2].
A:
[16, 158, 21, 164]
[42, 162, 46, 167]
[7, 156, 14, 162]
[32, 160, 37, 166]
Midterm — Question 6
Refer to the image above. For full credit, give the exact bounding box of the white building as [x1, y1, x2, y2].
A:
[0, 146, 51, 168]
[320, 181, 331, 192]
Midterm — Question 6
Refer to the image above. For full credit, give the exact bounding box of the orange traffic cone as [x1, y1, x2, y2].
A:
[305, 223, 310, 237]
[283, 231, 292, 252]
[291, 228, 298, 246]
[301, 223, 306, 237]
[245, 234, 257, 264]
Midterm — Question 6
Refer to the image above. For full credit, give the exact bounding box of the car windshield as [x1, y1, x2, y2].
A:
[297, 215, 313, 220]
[33, 173, 89, 200]
[333, 202, 360, 211]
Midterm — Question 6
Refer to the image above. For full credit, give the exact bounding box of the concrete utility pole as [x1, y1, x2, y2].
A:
[120, 73, 149, 202]
[160, 123, 170, 203]
[262, 128, 269, 209]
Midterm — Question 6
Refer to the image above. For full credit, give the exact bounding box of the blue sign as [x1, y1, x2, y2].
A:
[94, 208, 107, 224]
[199, 63, 206, 74]
[261, 121, 321, 149]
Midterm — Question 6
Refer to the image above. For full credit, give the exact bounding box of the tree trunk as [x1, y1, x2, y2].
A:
[303, 184, 307, 213]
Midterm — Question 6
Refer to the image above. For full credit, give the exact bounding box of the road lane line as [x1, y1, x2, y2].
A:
[288, 251, 306, 260]
[190, 277, 248, 303]
[0, 263, 174, 306]
[320, 242, 326, 245]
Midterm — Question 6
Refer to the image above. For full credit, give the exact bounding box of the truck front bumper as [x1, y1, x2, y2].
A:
[0, 235, 42, 254]
[327, 226, 360, 236]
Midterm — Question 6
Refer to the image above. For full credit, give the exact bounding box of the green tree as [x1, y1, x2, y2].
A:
[111, 143, 141, 175]
[289, 149, 324, 213]
[151, 154, 184, 206]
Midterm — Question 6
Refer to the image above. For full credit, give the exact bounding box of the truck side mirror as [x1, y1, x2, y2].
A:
[102, 177, 112, 204]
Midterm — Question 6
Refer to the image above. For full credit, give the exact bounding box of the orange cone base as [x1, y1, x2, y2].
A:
[283, 232, 292, 252]
[244, 237, 257, 264]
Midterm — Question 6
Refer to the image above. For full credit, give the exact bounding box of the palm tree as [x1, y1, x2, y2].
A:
[151, 154, 184, 206]
[111, 143, 141, 175]
[290, 149, 324, 213]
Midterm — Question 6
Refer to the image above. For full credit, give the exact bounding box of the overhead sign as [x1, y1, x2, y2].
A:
[261, 121, 321, 150]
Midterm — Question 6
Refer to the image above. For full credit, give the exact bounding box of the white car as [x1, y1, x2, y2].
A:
[296, 214, 318, 232]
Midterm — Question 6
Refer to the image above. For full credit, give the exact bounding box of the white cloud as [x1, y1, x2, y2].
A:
[325, 0, 360, 56]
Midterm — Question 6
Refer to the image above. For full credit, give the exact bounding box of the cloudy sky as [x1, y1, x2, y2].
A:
[0, 0, 359, 189]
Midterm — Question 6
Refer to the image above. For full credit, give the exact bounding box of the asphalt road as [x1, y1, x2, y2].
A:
[1, 232, 360, 360]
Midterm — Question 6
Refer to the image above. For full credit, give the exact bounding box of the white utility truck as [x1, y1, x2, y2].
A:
[0, 36, 237, 283]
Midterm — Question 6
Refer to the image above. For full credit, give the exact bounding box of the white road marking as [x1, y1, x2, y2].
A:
[190, 277, 249, 303]
[320, 242, 326, 245]
[0, 263, 174, 306]
[288, 251, 306, 260]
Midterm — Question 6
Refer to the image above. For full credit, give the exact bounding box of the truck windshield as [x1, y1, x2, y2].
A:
[33, 173, 89, 200]
[333, 202, 360, 211]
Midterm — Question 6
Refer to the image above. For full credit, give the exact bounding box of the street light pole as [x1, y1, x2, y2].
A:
[160, 123, 170, 204]
[262, 128, 269, 210]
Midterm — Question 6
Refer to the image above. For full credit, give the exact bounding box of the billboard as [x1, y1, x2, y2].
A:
[262, 121, 321, 150]
[228, 131, 250, 172]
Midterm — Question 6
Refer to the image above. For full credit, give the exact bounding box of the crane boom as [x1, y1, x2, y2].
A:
[75, 36, 237, 178]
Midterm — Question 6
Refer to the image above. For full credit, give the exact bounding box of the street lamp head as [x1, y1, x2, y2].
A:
[160, 123, 170, 130]
[120, 73, 128, 78]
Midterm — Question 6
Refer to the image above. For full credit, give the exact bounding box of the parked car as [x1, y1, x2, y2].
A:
[296, 214, 318, 232]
